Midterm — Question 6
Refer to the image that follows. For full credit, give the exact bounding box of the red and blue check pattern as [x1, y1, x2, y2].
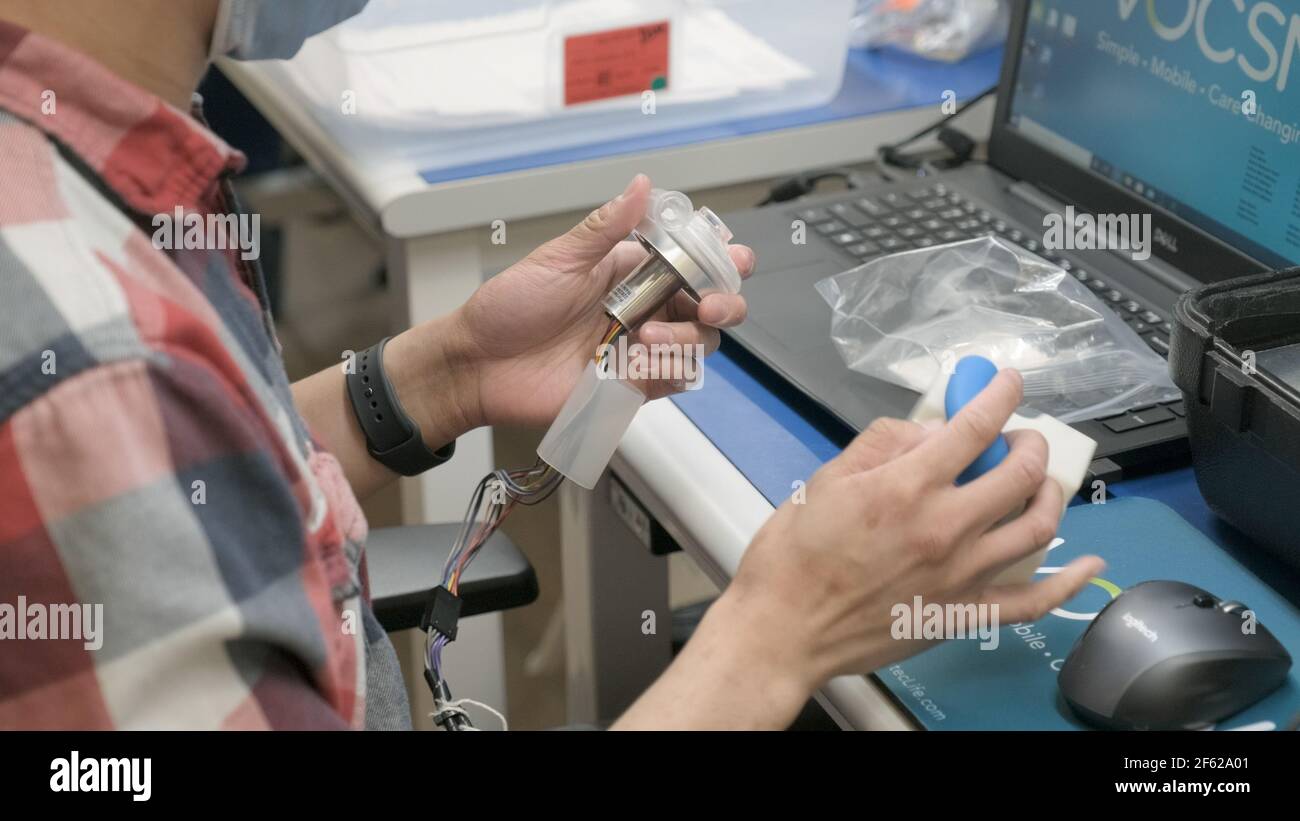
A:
[0, 21, 382, 728]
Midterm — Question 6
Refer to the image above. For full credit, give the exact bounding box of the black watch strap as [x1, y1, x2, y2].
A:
[346, 337, 455, 476]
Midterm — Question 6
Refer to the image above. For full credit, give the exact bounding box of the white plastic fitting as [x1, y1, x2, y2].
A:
[537, 362, 645, 490]
[642, 188, 742, 296]
[909, 372, 1098, 585]
[539, 188, 741, 489]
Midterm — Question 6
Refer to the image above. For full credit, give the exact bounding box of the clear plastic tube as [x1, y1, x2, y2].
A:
[537, 362, 645, 489]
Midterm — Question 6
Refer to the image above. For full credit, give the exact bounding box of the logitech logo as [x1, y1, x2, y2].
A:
[1117, 0, 1300, 92]
[1122, 611, 1159, 642]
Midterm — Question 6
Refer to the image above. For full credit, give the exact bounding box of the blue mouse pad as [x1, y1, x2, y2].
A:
[875, 497, 1300, 730]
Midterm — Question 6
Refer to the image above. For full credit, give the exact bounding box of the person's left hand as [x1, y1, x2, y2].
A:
[446, 174, 754, 429]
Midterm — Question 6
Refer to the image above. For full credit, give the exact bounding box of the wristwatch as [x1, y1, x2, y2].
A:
[345, 337, 455, 476]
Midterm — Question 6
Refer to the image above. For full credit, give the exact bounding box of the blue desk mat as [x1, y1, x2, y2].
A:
[880, 498, 1300, 730]
[419, 46, 1002, 184]
[669, 351, 1300, 729]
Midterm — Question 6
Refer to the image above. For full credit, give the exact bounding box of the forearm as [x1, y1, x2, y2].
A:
[612, 590, 816, 730]
[291, 312, 483, 500]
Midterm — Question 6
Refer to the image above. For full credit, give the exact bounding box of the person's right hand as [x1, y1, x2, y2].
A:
[724, 368, 1104, 704]
[613, 367, 1104, 729]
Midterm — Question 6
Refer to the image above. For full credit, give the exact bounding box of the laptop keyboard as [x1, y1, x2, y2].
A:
[793, 183, 1185, 435]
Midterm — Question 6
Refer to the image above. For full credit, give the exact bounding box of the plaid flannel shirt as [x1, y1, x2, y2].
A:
[0, 21, 404, 729]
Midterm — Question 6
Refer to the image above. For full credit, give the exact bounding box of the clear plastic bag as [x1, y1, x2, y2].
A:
[849, 0, 1008, 61]
[814, 236, 1179, 423]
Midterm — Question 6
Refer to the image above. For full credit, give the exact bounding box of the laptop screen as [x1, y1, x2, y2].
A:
[1006, 0, 1300, 268]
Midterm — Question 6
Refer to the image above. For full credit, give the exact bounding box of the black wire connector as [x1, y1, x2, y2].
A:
[757, 168, 871, 206]
[420, 585, 463, 641]
[879, 84, 996, 173]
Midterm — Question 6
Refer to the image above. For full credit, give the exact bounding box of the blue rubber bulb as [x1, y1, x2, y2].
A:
[945, 355, 1010, 485]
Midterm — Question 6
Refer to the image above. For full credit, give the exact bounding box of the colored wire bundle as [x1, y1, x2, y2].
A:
[425, 461, 561, 683]
[596, 318, 623, 360]
[425, 318, 625, 728]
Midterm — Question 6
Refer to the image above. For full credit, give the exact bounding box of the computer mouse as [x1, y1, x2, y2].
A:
[1058, 580, 1293, 730]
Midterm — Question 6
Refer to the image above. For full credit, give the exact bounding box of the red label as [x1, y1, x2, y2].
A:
[563, 21, 670, 106]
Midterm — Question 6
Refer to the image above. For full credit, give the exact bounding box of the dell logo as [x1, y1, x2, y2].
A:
[1154, 227, 1180, 253]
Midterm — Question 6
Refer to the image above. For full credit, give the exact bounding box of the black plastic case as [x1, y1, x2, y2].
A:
[1169, 267, 1300, 569]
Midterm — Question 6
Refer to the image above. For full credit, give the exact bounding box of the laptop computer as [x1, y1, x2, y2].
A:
[722, 0, 1298, 483]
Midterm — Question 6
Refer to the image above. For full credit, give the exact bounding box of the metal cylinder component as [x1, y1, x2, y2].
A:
[599, 189, 741, 333]
[600, 240, 684, 330]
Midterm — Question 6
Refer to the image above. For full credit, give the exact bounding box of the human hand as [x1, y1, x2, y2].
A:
[441, 174, 754, 429]
[714, 369, 1104, 710]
